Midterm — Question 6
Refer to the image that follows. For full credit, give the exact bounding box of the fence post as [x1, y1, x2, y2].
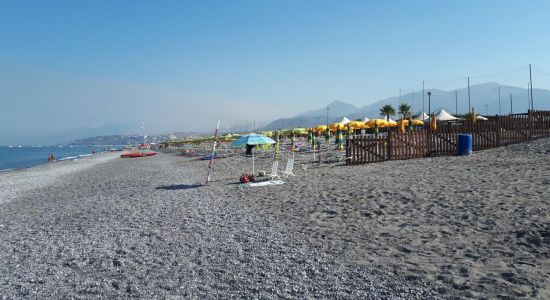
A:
[345, 135, 351, 165]
[527, 109, 533, 140]
[387, 130, 392, 161]
[496, 115, 501, 147]
[427, 121, 432, 157]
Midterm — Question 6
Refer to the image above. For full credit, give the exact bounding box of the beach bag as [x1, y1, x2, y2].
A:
[240, 173, 255, 183]
[240, 174, 250, 183]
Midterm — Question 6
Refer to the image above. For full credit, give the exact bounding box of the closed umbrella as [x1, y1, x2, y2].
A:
[231, 134, 276, 175]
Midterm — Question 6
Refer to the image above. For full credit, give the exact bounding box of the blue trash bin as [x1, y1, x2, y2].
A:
[457, 134, 472, 155]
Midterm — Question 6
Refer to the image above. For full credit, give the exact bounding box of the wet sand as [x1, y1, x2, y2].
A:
[0, 139, 549, 298]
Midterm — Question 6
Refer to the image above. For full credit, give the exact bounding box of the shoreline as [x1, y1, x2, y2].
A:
[0, 152, 119, 205]
[0, 145, 113, 173]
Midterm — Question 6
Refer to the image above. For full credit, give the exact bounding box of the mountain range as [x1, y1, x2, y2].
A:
[262, 83, 550, 130]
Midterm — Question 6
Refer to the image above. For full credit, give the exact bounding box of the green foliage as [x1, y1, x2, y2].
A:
[380, 104, 396, 121]
[398, 103, 411, 119]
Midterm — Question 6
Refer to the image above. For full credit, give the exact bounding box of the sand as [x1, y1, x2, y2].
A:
[0, 139, 548, 299]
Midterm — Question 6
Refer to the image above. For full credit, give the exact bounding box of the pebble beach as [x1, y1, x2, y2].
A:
[0, 139, 549, 299]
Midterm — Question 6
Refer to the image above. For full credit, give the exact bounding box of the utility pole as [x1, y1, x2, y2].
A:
[422, 81, 425, 113]
[428, 91, 432, 118]
[467, 76, 471, 115]
[527, 83, 530, 110]
[455, 90, 458, 115]
[326, 106, 329, 139]
[399, 89, 402, 106]
[412, 90, 415, 113]
[529, 64, 533, 110]
[498, 86, 501, 115]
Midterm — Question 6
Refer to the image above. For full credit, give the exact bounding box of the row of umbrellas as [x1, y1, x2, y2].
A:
[276, 110, 488, 135]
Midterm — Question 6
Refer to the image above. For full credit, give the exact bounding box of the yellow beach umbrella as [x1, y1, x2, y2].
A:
[400, 119, 425, 126]
[328, 122, 346, 131]
[261, 131, 273, 137]
[412, 119, 425, 126]
[399, 120, 406, 133]
[367, 119, 390, 128]
[430, 114, 437, 130]
[292, 128, 308, 135]
[347, 121, 365, 129]
[314, 125, 328, 133]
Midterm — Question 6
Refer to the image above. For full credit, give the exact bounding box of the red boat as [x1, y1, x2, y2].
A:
[120, 152, 158, 158]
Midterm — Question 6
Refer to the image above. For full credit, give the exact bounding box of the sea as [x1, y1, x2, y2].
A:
[0, 145, 111, 172]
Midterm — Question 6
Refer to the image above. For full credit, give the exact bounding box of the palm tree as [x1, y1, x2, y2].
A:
[380, 104, 396, 121]
[398, 103, 411, 119]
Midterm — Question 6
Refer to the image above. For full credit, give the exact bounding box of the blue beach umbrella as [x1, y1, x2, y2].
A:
[231, 133, 276, 147]
[231, 134, 276, 175]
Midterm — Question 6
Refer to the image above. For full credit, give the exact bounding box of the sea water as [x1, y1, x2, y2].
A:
[0, 146, 108, 172]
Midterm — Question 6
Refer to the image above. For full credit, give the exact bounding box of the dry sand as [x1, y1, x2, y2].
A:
[220, 138, 550, 299]
[0, 138, 548, 299]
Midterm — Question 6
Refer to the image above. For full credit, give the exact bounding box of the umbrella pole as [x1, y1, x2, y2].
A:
[252, 147, 255, 175]
[205, 119, 220, 185]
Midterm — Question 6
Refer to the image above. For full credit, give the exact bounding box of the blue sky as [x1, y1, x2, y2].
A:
[1, 0, 550, 142]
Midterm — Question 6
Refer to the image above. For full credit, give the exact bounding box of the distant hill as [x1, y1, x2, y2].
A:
[297, 100, 359, 118]
[261, 83, 550, 130]
[66, 131, 204, 146]
[67, 134, 164, 146]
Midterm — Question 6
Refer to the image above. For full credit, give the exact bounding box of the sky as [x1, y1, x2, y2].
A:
[1, 0, 550, 143]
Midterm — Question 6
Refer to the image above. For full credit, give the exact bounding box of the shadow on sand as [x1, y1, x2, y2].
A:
[155, 184, 203, 190]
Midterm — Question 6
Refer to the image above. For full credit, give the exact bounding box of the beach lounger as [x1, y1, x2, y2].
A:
[248, 180, 285, 187]
[266, 161, 280, 179]
[281, 158, 295, 177]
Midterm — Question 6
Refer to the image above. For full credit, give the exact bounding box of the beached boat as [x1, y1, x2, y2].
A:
[120, 151, 158, 158]
[120, 123, 158, 158]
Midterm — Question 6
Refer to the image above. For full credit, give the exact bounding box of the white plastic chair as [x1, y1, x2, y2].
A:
[281, 158, 295, 177]
[267, 161, 280, 179]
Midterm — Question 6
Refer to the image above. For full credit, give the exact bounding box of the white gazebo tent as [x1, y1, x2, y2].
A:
[337, 116, 351, 124]
[361, 116, 370, 123]
[435, 109, 460, 121]
[476, 115, 488, 121]
[412, 112, 430, 121]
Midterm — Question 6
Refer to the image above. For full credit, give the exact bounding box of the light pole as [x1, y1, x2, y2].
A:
[427, 91, 432, 131]
[455, 90, 458, 115]
[427, 91, 431, 119]
[325, 106, 330, 141]
[529, 64, 533, 110]
[467, 76, 471, 114]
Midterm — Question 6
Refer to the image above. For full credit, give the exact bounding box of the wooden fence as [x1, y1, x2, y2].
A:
[346, 110, 550, 165]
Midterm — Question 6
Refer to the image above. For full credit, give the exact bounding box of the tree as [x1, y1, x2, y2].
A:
[380, 104, 396, 121]
[398, 103, 411, 119]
